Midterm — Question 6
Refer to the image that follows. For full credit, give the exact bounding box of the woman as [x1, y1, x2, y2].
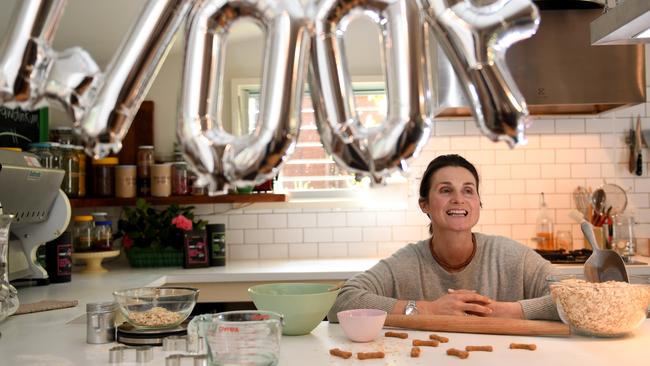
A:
[328, 154, 558, 321]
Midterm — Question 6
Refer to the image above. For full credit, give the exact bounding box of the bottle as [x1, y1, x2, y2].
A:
[206, 223, 226, 266]
[45, 232, 73, 283]
[535, 192, 554, 250]
[73, 215, 95, 252]
[183, 229, 209, 268]
[92, 221, 113, 251]
[137, 145, 154, 196]
[60, 144, 80, 197]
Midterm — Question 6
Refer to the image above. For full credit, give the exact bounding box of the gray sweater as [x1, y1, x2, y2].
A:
[328, 233, 559, 321]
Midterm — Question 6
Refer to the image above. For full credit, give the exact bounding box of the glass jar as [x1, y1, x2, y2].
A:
[74, 146, 87, 197]
[92, 221, 113, 251]
[92, 157, 118, 197]
[49, 142, 61, 169]
[49, 126, 75, 145]
[137, 145, 154, 196]
[115, 165, 137, 198]
[60, 144, 80, 197]
[28, 142, 54, 168]
[73, 215, 94, 252]
[172, 162, 189, 195]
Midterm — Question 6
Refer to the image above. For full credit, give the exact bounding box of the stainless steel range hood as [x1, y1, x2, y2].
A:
[434, 2, 645, 117]
[591, 0, 650, 45]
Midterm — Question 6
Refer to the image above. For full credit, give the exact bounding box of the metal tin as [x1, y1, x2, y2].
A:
[86, 301, 118, 344]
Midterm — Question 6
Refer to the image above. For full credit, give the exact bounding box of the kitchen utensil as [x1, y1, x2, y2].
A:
[86, 302, 118, 344]
[337, 309, 387, 342]
[568, 210, 629, 283]
[187, 311, 282, 366]
[247, 283, 339, 335]
[635, 115, 643, 176]
[628, 128, 636, 174]
[384, 314, 570, 337]
[113, 287, 199, 330]
[591, 188, 606, 224]
[602, 183, 627, 215]
[573, 186, 590, 218]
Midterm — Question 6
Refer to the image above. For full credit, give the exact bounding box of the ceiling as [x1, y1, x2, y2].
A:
[0, 0, 263, 67]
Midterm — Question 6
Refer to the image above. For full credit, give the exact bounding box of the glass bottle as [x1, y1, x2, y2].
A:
[92, 221, 113, 251]
[60, 144, 80, 197]
[137, 146, 154, 196]
[91, 157, 118, 197]
[535, 192, 554, 250]
[28, 142, 54, 168]
[74, 146, 87, 197]
[73, 215, 94, 252]
[172, 162, 189, 195]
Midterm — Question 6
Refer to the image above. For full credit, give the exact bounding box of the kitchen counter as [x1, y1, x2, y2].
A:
[2, 257, 650, 365]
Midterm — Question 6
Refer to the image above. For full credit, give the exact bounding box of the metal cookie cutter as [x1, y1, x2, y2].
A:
[108, 345, 153, 364]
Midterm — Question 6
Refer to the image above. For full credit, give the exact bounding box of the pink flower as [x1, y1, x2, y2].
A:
[171, 215, 193, 231]
[122, 234, 133, 250]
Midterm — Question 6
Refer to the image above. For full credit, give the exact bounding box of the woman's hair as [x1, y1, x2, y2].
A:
[419, 154, 480, 234]
[419, 154, 480, 200]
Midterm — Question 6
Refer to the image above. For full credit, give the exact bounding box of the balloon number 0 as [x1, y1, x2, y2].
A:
[0, 0, 539, 193]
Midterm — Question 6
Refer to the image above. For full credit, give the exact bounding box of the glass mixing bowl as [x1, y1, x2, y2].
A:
[113, 287, 199, 329]
[548, 274, 650, 337]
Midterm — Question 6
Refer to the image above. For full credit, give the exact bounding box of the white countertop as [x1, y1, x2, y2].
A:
[2, 257, 650, 365]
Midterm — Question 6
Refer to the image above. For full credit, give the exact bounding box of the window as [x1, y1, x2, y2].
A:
[232, 77, 388, 197]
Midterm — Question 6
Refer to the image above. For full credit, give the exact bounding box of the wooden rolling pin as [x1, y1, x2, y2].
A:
[385, 314, 570, 337]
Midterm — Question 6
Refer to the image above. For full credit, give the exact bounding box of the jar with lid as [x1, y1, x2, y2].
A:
[172, 162, 189, 195]
[92, 157, 118, 197]
[73, 215, 94, 252]
[49, 126, 75, 145]
[74, 146, 87, 197]
[92, 221, 113, 251]
[28, 142, 54, 168]
[48, 142, 61, 169]
[137, 146, 154, 196]
[534, 192, 554, 250]
[60, 144, 80, 197]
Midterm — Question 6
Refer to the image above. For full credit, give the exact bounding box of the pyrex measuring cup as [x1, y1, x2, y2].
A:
[187, 310, 283, 366]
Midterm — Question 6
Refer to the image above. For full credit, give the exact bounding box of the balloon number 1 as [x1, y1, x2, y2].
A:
[0, 0, 539, 193]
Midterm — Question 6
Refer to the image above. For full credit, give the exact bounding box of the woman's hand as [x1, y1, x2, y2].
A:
[419, 289, 492, 316]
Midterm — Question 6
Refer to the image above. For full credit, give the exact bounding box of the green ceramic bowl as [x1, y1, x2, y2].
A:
[248, 283, 340, 335]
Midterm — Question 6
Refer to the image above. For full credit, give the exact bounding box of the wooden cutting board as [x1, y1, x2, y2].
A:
[385, 314, 570, 337]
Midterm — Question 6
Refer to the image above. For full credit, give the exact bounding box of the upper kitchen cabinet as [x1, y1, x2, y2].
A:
[433, 0, 646, 117]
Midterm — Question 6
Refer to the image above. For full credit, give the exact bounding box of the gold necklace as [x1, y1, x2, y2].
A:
[430, 234, 476, 272]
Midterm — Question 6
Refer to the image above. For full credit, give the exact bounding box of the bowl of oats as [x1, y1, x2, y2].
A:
[548, 274, 650, 337]
[113, 287, 199, 329]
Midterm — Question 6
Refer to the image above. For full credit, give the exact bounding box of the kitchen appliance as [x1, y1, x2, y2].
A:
[433, 1, 645, 117]
[116, 322, 187, 347]
[591, 0, 650, 45]
[0, 149, 71, 284]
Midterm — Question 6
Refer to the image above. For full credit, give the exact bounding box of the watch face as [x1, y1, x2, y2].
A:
[405, 301, 418, 315]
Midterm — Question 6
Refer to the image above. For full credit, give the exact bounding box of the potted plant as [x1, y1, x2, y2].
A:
[116, 199, 206, 267]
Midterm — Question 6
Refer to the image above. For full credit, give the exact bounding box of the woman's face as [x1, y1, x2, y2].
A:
[419, 166, 480, 234]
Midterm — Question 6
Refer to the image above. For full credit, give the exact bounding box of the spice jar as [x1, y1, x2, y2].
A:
[115, 165, 137, 198]
[172, 162, 189, 195]
[151, 163, 172, 197]
[137, 145, 154, 196]
[73, 215, 94, 252]
[49, 142, 61, 169]
[92, 157, 118, 197]
[92, 221, 113, 251]
[74, 145, 87, 197]
[60, 144, 80, 197]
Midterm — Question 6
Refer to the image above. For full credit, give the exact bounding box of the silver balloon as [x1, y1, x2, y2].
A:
[75, 0, 194, 158]
[44, 47, 101, 122]
[179, 0, 310, 194]
[424, 0, 539, 147]
[309, 0, 433, 184]
[0, 0, 66, 109]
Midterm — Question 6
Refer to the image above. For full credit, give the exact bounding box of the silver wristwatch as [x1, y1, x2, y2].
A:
[404, 300, 419, 315]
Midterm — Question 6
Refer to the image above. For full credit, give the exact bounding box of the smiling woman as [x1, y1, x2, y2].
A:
[328, 154, 560, 323]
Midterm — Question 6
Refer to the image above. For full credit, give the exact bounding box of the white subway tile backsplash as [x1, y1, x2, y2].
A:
[540, 135, 570, 149]
[495, 150, 525, 164]
[526, 150, 555, 164]
[555, 119, 585, 134]
[392, 226, 423, 242]
[229, 245, 259, 260]
[571, 164, 602, 178]
[317, 212, 347, 227]
[288, 213, 317, 228]
[289, 243, 318, 258]
[364, 227, 392, 242]
[304, 228, 333, 243]
[555, 179, 586, 193]
[585, 148, 615, 164]
[318, 242, 349, 257]
[333, 227, 362, 242]
[479, 165, 510, 179]
[525, 180, 556, 194]
[482, 195, 511, 209]
[378, 242, 408, 257]
[541, 164, 570, 179]
[511, 164, 540, 179]
[258, 214, 287, 229]
[495, 209, 526, 225]
[259, 244, 289, 259]
[527, 119, 555, 134]
[435, 121, 465, 136]
[555, 149, 585, 164]
[346, 212, 377, 227]
[348, 242, 378, 257]
[226, 230, 244, 244]
[494, 179, 525, 194]
[377, 211, 406, 226]
[229, 215, 258, 229]
[570, 135, 600, 148]
[451, 136, 482, 150]
[274, 228, 303, 243]
[245, 229, 274, 244]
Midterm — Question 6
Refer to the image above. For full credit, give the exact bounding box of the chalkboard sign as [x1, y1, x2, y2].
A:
[0, 106, 48, 150]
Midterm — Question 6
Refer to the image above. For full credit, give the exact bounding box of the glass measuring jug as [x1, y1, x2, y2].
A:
[187, 310, 283, 366]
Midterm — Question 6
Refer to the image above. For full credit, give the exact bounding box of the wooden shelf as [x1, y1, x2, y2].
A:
[69, 194, 287, 208]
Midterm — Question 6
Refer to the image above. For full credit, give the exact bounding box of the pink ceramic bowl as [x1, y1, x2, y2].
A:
[337, 309, 387, 342]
